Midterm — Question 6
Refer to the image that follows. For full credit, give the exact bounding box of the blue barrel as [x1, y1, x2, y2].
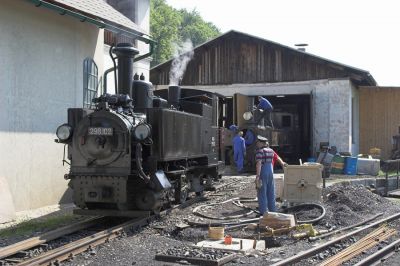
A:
[307, 157, 316, 163]
[344, 157, 358, 175]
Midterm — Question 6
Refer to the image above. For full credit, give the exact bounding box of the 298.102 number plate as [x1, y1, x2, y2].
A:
[88, 127, 113, 136]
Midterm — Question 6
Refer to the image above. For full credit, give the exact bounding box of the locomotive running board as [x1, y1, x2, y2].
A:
[73, 209, 151, 218]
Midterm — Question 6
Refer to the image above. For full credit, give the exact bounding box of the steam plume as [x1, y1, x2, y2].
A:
[169, 40, 194, 86]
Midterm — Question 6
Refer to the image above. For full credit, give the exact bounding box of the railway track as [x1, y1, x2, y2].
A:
[272, 211, 400, 266]
[0, 177, 240, 266]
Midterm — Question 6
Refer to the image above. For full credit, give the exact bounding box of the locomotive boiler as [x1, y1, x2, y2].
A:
[55, 43, 224, 215]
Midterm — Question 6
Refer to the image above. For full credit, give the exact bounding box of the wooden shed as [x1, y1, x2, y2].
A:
[150, 30, 375, 86]
[150, 30, 381, 159]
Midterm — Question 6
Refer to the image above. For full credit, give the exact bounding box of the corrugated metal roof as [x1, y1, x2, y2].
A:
[44, 0, 147, 35]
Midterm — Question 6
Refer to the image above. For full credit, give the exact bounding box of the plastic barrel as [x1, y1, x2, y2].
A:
[330, 155, 345, 174]
[344, 157, 358, 175]
[307, 157, 316, 163]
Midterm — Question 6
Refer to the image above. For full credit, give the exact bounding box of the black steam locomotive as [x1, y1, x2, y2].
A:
[55, 43, 224, 215]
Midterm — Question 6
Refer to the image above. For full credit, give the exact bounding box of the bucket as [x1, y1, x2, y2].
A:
[344, 157, 358, 175]
[208, 227, 224, 240]
[330, 155, 345, 174]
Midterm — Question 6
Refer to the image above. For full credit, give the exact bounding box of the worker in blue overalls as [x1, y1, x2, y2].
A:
[255, 96, 274, 128]
[255, 135, 287, 214]
[233, 131, 246, 173]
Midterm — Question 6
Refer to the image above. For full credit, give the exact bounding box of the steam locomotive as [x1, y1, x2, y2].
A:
[55, 43, 224, 215]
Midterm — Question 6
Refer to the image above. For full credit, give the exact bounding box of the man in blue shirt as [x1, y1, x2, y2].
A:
[256, 96, 274, 128]
[233, 131, 246, 173]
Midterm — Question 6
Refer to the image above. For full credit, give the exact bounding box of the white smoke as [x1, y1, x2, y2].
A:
[169, 39, 194, 86]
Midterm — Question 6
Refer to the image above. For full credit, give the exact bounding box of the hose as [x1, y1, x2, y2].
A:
[281, 203, 326, 224]
[135, 143, 150, 183]
[185, 217, 261, 228]
[192, 197, 258, 220]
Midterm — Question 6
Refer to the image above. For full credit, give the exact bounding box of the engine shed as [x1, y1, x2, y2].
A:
[150, 30, 377, 162]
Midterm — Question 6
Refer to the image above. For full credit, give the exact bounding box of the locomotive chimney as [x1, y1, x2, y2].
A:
[168, 85, 181, 108]
[112, 43, 139, 95]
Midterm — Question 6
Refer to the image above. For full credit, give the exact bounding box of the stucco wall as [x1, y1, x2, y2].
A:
[0, 0, 104, 212]
[311, 79, 353, 154]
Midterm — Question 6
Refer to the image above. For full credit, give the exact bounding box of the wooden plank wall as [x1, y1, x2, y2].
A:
[150, 32, 352, 86]
[359, 87, 400, 159]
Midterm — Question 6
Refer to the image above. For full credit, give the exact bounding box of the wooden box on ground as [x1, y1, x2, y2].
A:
[283, 164, 323, 203]
[259, 212, 296, 229]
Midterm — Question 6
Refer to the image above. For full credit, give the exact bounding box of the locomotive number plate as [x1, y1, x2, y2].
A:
[88, 127, 113, 136]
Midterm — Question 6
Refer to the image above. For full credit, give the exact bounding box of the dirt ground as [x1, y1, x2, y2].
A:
[61, 175, 400, 266]
[3, 174, 400, 266]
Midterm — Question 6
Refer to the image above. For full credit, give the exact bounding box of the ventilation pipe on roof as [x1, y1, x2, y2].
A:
[295, 43, 308, 52]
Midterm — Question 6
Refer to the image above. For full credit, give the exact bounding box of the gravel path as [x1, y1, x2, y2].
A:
[4, 175, 400, 266]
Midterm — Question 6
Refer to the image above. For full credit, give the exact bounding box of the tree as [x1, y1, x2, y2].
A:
[179, 9, 220, 48]
[150, 0, 221, 67]
[150, 0, 181, 66]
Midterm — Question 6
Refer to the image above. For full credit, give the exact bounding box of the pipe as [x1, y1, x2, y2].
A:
[309, 212, 383, 241]
[27, 0, 156, 45]
[103, 66, 117, 93]
[271, 211, 400, 266]
[354, 238, 400, 266]
[135, 143, 150, 183]
[112, 43, 138, 95]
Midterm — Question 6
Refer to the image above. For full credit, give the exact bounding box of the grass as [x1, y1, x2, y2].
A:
[0, 214, 78, 238]
[378, 170, 400, 177]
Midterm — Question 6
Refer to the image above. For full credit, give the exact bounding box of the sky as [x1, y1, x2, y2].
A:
[166, 0, 400, 86]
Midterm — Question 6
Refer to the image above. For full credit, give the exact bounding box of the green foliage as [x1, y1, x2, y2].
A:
[150, 0, 221, 67]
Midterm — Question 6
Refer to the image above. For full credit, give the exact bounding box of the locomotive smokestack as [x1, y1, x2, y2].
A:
[112, 43, 139, 95]
[168, 85, 181, 108]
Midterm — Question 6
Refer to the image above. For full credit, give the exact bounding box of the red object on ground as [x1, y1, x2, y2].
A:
[224, 235, 232, 245]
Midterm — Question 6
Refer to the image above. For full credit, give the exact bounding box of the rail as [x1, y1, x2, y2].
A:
[271, 211, 400, 266]
[0, 177, 241, 266]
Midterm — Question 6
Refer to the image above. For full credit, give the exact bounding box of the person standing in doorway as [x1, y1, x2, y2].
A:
[233, 131, 246, 173]
[255, 136, 287, 214]
[256, 96, 274, 128]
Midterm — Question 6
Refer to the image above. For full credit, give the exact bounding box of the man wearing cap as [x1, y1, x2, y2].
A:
[255, 135, 287, 214]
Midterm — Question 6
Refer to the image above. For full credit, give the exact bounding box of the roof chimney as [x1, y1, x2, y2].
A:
[295, 43, 308, 52]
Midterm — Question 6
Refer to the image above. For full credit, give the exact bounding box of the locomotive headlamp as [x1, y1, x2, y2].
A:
[56, 124, 72, 141]
[243, 111, 253, 121]
[134, 123, 151, 140]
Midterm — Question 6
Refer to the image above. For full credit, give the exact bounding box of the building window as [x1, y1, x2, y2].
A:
[83, 58, 99, 108]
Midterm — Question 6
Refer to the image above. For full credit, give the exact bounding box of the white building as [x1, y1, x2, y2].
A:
[0, 0, 152, 222]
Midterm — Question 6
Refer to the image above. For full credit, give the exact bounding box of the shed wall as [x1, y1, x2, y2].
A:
[151, 33, 356, 86]
[359, 87, 400, 159]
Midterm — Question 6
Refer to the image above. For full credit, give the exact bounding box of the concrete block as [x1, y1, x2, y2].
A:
[196, 238, 265, 252]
